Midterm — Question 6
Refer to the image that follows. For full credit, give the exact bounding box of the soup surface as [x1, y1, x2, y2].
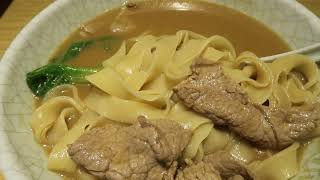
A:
[52, 0, 290, 68]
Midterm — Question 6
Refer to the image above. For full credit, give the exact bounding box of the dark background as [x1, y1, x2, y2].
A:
[0, 0, 13, 17]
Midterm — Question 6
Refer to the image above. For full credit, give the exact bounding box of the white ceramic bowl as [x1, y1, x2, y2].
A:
[1, 0, 320, 179]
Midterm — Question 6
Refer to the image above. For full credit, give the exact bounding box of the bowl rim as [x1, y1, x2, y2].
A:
[1, 0, 320, 179]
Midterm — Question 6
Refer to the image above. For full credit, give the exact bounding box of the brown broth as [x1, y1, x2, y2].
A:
[52, 0, 290, 68]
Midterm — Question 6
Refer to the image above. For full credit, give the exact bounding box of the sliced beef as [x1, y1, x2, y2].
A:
[176, 159, 221, 180]
[68, 114, 257, 180]
[141, 118, 192, 165]
[204, 151, 254, 180]
[68, 116, 192, 179]
[175, 151, 254, 180]
[147, 162, 177, 180]
[173, 62, 320, 149]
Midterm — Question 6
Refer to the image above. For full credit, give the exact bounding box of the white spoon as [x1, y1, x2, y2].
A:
[261, 42, 320, 64]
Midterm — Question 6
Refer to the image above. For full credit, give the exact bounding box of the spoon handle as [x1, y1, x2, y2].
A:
[261, 42, 320, 63]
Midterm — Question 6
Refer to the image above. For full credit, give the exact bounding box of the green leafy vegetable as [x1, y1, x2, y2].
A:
[53, 36, 119, 63]
[26, 64, 98, 97]
[26, 35, 120, 96]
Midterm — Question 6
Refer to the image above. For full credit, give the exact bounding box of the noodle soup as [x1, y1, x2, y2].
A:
[26, 1, 320, 180]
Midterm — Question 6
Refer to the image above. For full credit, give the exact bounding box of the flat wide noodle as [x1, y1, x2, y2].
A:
[48, 111, 104, 174]
[167, 103, 211, 130]
[84, 89, 165, 124]
[292, 138, 320, 180]
[183, 123, 213, 159]
[86, 31, 236, 108]
[249, 143, 300, 180]
[30, 31, 320, 178]
[202, 128, 231, 155]
[30, 96, 85, 145]
[85, 31, 319, 174]
[224, 52, 273, 104]
[227, 138, 260, 164]
[43, 84, 82, 102]
[270, 54, 319, 108]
